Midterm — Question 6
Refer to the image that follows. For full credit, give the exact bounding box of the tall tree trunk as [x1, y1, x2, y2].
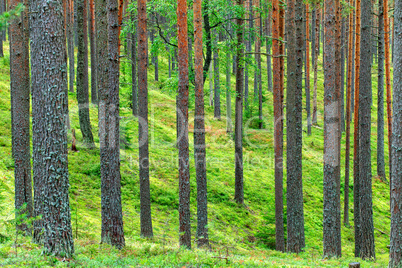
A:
[203, 0, 212, 83]
[76, 0, 95, 147]
[312, 7, 320, 125]
[305, 4, 311, 135]
[132, 15, 138, 116]
[177, 0, 191, 249]
[255, 1, 263, 129]
[89, 0, 97, 104]
[323, 0, 342, 257]
[344, 3, 354, 228]
[384, 0, 392, 182]
[137, 0, 153, 238]
[272, 0, 285, 251]
[194, 0, 208, 247]
[389, 0, 402, 264]
[234, 0, 244, 204]
[311, 8, 316, 67]
[213, 30, 221, 119]
[286, 0, 305, 253]
[353, 0, 361, 257]
[340, 17, 346, 132]
[244, 0, 251, 117]
[10, 0, 32, 235]
[30, 0, 74, 256]
[358, 0, 375, 259]
[226, 46, 232, 133]
[209, 62, 213, 106]
[98, 0, 126, 249]
[377, 0, 386, 181]
[266, 11, 273, 92]
[68, 0, 75, 93]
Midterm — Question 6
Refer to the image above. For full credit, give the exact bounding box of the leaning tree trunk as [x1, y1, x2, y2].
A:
[76, 0, 95, 147]
[10, 0, 32, 235]
[286, 0, 305, 253]
[30, 0, 74, 256]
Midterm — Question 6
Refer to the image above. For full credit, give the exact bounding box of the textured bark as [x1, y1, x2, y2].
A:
[226, 45, 232, 134]
[255, 1, 262, 129]
[340, 17, 346, 132]
[389, 0, 402, 263]
[194, 0, 208, 247]
[286, 0, 305, 253]
[98, 0, 125, 249]
[311, 8, 316, 67]
[344, 5, 354, 228]
[89, 0, 97, 104]
[203, 0, 212, 84]
[137, 0, 153, 238]
[213, 30, 221, 119]
[76, 0, 95, 147]
[266, 11, 272, 92]
[131, 15, 138, 116]
[10, 0, 32, 235]
[323, 0, 342, 257]
[68, 0, 75, 93]
[305, 4, 311, 136]
[244, 0, 251, 117]
[358, 0, 375, 259]
[30, 0, 74, 256]
[177, 0, 191, 248]
[353, 0, 361, 256]
[272, 0, 285, 252]
[384, 0, 392, 182]
[312, 7, 320, 125]
[234, 0, 244, 204]
[377, 0, 386, 181]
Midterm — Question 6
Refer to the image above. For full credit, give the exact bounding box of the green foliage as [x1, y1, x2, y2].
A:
[0, 4, 25, 31]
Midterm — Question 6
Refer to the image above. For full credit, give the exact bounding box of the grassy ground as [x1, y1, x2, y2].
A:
[0, 37, 392, 267]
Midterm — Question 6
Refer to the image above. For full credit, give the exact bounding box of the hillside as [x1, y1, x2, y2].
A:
[0, 38, 392, 267]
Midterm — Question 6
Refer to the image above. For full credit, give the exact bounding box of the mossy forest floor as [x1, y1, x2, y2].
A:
[0, 39, 392, 267]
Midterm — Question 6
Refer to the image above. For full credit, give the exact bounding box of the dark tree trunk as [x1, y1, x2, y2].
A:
[213, 30, 221, 119]
[286, 0, 305, 253]
[311, 8, 316, 67]
[194, 0, 208, 247]
[312, 7, 320, 125]
[323, 0, 342, 257]
[98, 0, 125, 249]
[137, 0, 153, 238]
[272, 0, 285, 251]
[358, 0, 375, 259]
[203, 0, 212, 84]
[353, 0, 361, 257]
[68, 0, 75, 93]
[132, 15, 138, 116]
[10, 0, 32, 235]
[89, 0, 97, 104]
[377, 0, 386, 181]
[244, 0, 251, 117]
[344, 7, 353, 228]
[266, 11, 272, 92]
[177, 0, 191, 249]
[234, 0, 244, 204]
[76, 0, 95, 147]
[30, 0, 74, 256]
[305, 4, 311, 136]
[389, 0, 402, 264]
[384, 0, 392, 182]
[255, 1, 262, 129]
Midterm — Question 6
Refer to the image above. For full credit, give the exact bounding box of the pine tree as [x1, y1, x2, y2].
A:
[10, 0, 32, 235]
[30, 0, 74, 256]
[138, 0, 153, 238]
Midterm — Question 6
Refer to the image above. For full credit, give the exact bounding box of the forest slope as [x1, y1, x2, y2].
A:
[0, 40, 392, 267]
